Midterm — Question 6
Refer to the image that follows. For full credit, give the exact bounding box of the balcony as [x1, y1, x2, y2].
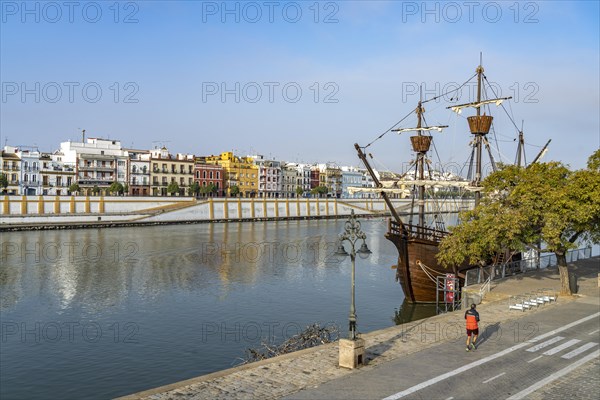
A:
[22, 181, 42, 187]
[77, 180, 114, 186]
[80, 165, 115, 171]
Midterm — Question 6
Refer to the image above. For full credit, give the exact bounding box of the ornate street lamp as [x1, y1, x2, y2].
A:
[335, 209, 371, 340]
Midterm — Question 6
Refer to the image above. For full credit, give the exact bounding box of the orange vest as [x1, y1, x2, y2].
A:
[466, 312, 478, 330]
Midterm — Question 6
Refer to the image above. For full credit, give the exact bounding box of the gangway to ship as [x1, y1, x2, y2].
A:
[435, 274, 461, 314]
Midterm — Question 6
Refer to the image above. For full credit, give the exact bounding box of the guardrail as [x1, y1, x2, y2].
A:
[465, 247, 593, 287]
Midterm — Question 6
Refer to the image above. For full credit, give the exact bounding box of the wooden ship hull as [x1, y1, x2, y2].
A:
[386, 220, 471, 303]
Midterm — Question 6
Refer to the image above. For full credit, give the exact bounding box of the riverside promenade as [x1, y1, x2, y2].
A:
[119, 257, 600, 400]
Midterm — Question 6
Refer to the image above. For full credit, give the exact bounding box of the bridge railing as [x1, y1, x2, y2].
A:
[464, 247, 593, 287]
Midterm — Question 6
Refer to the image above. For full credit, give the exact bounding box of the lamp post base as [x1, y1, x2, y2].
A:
[339, 338, 366, 369]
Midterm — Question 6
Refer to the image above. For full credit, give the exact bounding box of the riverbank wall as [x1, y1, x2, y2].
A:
[0, 195, 474, 231]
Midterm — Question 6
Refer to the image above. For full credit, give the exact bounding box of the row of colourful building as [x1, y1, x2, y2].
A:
[0, 137, 389, 198]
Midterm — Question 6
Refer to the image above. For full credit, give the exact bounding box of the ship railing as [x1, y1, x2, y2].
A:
[464, 246, 593, 286]
[388, 220, 450, 241]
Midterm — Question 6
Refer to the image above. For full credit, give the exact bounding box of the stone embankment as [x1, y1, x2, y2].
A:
[1, 196, 473, 231]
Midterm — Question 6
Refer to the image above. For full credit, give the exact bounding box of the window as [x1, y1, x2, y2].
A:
[209, 171, 213, 179]
[216, 172, 220, 179]
[203, 171, 207, 179]
[132, 165, 137, 173]
[24, 174, 28, 182]
[196, 171, 199, 178]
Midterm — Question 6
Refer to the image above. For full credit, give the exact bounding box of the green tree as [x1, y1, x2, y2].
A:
[68, 183, 80, 194]
[123, 183, 129, 195]
[109, 182, 124, 195]
[310, 185, 328, 197]
[200, 183, 217, 197]
[92, 185, 101, 195]
[437, 150, 600, 296]
[229, 185, 240, 197]
[189, 182, 200, 197]
[167, 181, 179, 196]
[0, 173, 8, 193]
[296, 186, 304, 197]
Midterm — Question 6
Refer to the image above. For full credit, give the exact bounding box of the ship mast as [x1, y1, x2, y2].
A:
[415, 101, 427, 230]
[473, 63, 485, 205]
[448, 63, 498, 206]
[390, 101, 447, 234]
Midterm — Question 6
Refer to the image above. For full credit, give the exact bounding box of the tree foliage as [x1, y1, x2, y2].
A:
[229, 185, 240, 197]
[0, 173, 8, 192]
[189, 182, 200, 196]
[296, 186, 304, 196]
[200, 183, 217, 196]
[437, 150, 600, 295]
[167, 181, 179, 196]
[109, 182, 124, 195]
[68, 183, 80, 194]
[310, 185, 328, 197]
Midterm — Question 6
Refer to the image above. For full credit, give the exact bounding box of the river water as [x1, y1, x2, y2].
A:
[1, 218, 431, 400]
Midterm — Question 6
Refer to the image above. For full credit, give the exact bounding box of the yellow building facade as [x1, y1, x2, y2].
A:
[204, 152, 258, 197]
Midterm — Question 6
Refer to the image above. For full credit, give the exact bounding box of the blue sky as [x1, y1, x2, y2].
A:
[1, 0, 598, 172]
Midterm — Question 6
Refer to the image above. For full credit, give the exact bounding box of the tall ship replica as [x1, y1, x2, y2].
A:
[354, 61, 544, 303]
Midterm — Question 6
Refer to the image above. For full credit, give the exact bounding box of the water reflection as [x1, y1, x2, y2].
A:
[0, 219, 414, 400]
[393, 299, 438, 325]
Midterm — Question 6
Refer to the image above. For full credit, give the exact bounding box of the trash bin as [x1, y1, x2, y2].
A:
[569, 271, 578, 294]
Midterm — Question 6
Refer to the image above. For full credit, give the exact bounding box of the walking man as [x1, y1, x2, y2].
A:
[465, 303, 480, 351]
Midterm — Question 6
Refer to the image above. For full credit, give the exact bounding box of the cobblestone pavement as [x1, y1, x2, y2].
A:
[120, 257, 599, 400]
[527, 358, 600, 400]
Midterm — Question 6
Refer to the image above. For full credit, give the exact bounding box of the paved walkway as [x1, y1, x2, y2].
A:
[119, 257, 600, 400]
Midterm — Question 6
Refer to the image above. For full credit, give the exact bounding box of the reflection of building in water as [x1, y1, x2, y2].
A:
[0, 246, 24, 310]
[2, 220, 400, 312]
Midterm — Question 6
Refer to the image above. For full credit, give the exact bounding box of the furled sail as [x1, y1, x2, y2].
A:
[448, 97, 512, 114]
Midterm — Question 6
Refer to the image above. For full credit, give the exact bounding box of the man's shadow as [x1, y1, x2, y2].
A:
[477, 322, 501, 348]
